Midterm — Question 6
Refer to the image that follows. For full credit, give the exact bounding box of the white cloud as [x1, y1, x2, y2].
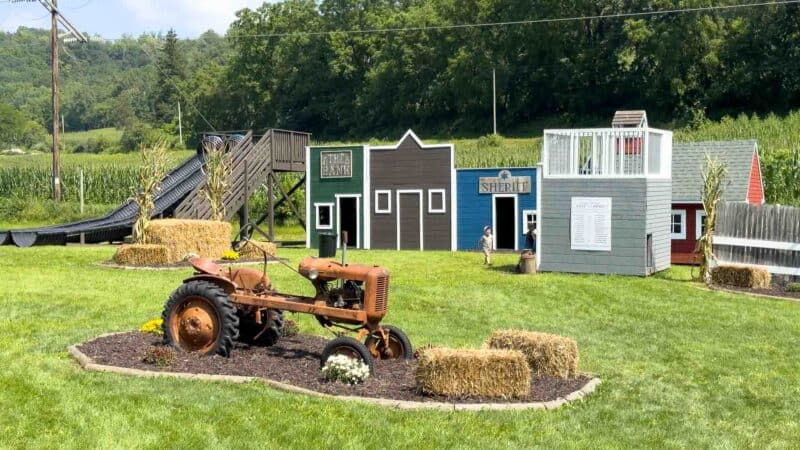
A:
[120, 0, 267, 35]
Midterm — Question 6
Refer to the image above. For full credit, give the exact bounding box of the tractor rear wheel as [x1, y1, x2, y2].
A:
[365, 325, 413, 360]
[320, 336, 375, 372]
[162, 280, 239, 357]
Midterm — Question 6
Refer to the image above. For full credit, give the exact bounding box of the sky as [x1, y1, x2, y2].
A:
[0, 0, 273, 39]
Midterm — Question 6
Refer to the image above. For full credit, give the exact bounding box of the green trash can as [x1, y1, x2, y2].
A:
[318, 232, 337, 258]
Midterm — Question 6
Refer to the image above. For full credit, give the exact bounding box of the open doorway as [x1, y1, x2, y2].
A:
[337, 196, 359, 248]
[493, 195, 517, 250]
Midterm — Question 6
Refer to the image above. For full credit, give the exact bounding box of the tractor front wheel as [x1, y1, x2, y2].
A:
[365, 325, 413, 360]
[162, 280, 239, 357]
[321, 336, 375, 372]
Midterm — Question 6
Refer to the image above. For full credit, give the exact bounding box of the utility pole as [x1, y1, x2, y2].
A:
[15, 0, 87, 201]
[50, 0, 60, 200]
[178, 101, 183, 145]
[492, 68, 497, 135]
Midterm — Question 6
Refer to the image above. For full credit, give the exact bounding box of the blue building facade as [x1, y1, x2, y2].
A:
[456, 168, 538, 251]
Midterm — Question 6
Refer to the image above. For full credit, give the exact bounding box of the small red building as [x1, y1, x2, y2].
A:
[670, 140, 764, 264]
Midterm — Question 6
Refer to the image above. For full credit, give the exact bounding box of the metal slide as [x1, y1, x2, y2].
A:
[0, 153, 206, 247]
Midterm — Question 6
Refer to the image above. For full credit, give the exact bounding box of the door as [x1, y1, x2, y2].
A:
[493, 196, 517, 250]
[397, 191, 422, 250]
[337, 196, 359, 248]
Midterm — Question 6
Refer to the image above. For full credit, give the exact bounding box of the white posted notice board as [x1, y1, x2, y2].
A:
[570, 197, 612, 251]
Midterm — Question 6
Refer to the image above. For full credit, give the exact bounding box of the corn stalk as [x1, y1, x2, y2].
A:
[694, 154, 728, 284]
[202, 142, 230, 221]
[131, 142, 168, 244]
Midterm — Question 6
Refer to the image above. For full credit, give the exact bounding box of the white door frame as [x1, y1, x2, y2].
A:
[335, 194, 361, 249]
[396, 189, 424, 250]
[492, 194, 518, 251]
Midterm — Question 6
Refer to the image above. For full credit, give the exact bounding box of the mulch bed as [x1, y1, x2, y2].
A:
[78, 332, 591, 404]
[715, 283, 800, 301]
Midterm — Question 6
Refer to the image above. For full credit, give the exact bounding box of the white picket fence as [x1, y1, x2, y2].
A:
[714, 202, 800, 276]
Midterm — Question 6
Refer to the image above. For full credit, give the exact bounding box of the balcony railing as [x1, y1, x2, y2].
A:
[543, 128, 672, 178]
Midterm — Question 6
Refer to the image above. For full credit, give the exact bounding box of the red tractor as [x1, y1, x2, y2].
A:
[161, 236, 411, 370]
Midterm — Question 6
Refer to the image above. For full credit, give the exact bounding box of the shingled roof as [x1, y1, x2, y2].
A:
[612, 110, 648, 127]
[671, 140, 759, 203]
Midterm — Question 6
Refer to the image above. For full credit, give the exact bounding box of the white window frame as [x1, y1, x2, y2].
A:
[522, 209, 537, 233]
[374, 190, 391, 214]
[427, 189, 447, 214]
[335, 194, 361, 249]
[695, 210, 707, 240]
[315, 202, 334, 230]
[670, 209, 686, 240]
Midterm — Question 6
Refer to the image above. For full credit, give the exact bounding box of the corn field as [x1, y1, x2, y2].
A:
[0, 165, 137, 204]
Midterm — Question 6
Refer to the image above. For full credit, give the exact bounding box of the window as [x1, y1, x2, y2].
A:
[315, 203, 333, 230]
[522, 210, 537, 234]
[375, 190, 391, 214]
[671, 209, 686, 240]
[696, 210, 707, 240]
[428, 189, 446, 214]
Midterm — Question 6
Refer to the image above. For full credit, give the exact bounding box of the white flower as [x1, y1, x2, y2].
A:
[321, 354, 370, 384]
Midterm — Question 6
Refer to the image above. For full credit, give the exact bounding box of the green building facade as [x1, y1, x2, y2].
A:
[305, 145, 367, 249]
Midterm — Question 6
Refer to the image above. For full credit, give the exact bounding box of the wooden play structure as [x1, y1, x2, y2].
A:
[175, 129, 311, 244]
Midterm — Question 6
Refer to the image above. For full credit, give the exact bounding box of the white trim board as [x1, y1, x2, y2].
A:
[492, 194, 519, 251]
[305, 146, 311, 248]
[396, 189, 424, 251]
[363, 145, 371, 249]
[335, 194, 361, 249]
[450, 143, 457, 251]
[715, 236, 800, 252]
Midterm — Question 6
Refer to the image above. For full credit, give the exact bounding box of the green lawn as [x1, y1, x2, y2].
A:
[2, 246, 799, 448]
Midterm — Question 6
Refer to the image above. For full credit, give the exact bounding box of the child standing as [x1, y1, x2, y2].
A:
[478, 226, 493, 266]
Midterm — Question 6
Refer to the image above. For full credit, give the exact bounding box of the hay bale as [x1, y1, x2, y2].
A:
[487, 329, 579, 378]
[113, 244, 171, 266]
[238, 240, 277, 260]
[415, 348, 530, 399]
[146, 219, 231, 262]
[711, 265, 771, 288]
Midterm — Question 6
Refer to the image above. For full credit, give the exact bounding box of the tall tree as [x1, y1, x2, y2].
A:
[153, 29, 187, 125]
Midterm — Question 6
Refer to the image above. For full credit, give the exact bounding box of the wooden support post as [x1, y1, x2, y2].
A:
[268, 172, 275, 241]
[238, 159, 250, 238]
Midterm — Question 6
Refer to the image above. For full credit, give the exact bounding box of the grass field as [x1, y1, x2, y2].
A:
[2, 246, 800, 448]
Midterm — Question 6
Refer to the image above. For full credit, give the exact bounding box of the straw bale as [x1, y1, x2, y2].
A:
[487, 330, 579, 378]
[147, 219, 231, 262]
[415, 348, 530, 399]
[113, 244, 171, 266]
[711, 265, 771, 288]
[239, 240, 277, 260]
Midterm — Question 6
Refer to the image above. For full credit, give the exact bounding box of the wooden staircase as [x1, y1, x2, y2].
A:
[174, 129, 310, 221]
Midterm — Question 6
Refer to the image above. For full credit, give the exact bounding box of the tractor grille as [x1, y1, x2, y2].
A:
[374, 274, 389, 314]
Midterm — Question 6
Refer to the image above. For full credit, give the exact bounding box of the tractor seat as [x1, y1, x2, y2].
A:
[189, 258, 223, 275]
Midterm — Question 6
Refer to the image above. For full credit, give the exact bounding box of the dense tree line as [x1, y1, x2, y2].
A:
[190, 0, 800, 139]
[3, 1, 800, 143]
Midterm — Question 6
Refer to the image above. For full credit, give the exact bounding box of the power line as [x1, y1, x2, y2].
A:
[227, 0, 800, 39]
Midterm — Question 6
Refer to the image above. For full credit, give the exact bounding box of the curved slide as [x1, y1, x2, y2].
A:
[0, 153, 205, 247]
